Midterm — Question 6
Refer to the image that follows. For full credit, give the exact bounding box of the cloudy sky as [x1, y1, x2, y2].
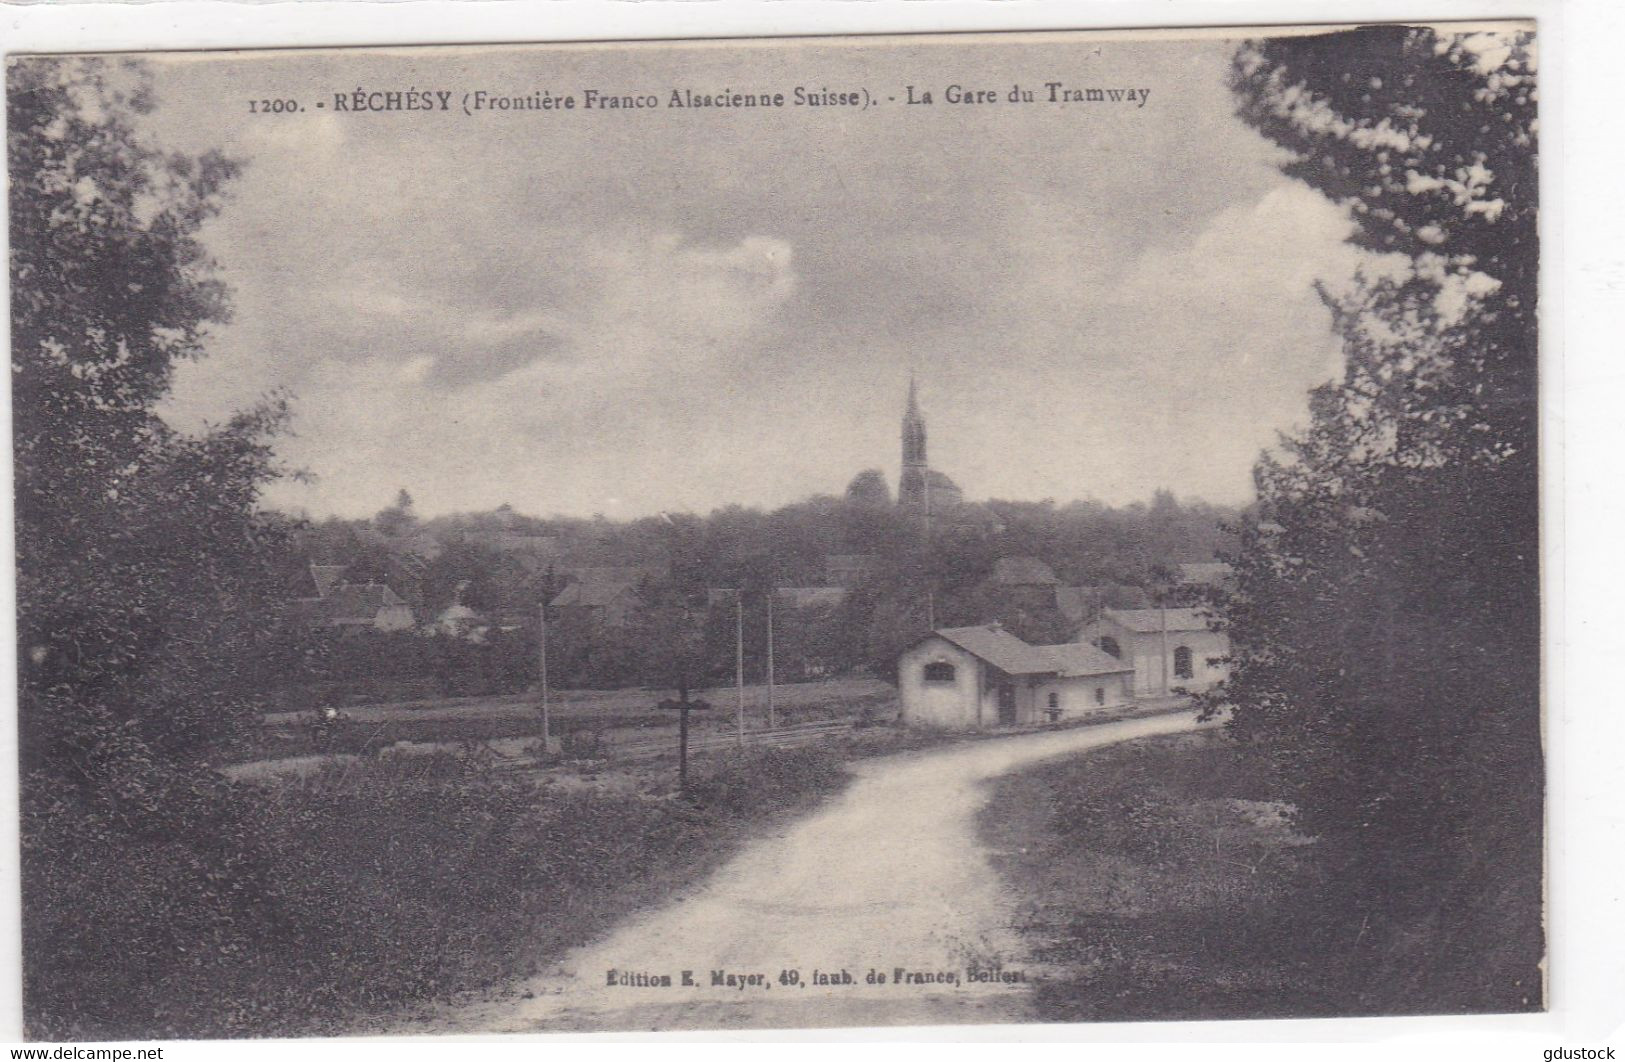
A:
[141, 31, 1365, 520]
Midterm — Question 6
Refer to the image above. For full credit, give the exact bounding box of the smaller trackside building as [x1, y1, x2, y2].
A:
[898, 623, 1134, 730]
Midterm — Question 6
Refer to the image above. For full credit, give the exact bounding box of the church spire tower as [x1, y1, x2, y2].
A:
[902, 372, 928, 472]
[897, 373, 962, 520]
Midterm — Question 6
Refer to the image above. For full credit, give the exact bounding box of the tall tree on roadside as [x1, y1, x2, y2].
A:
[11, 57, 295, 768]
[11, 51, 307, 980]
[1209, 25, 1541, 1010]
[11, 61, 306, 1035]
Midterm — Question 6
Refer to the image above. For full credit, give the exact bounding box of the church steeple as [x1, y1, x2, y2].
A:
[896, 373, 963, 520]
[902, 373, 927, 470]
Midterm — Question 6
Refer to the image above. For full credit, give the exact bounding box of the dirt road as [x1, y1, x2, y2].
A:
[431, 710, 1214, 1034]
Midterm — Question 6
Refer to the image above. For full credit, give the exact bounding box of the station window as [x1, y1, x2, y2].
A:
[1047, 691, 1060, 709]
[1095, 687, 1105, 705]
[1173, 646, 1194, 680]
[922, 661, 956, 683]
[1098, 636, 1121, 658]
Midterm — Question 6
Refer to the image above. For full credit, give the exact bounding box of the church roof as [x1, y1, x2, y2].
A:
[899, 468, 963, 509]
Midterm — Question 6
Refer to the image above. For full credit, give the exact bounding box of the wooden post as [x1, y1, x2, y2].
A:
[658, 694, 711, 795]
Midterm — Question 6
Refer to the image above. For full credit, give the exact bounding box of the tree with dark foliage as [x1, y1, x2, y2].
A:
[11, 57, 297, 758]
[1210, 26, 1542, 1012]
[11, 58, 301, 1035]
[373, 487, 419, 536]
[843, 468, 892, 507]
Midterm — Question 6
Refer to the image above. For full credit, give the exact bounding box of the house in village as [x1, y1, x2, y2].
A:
[898, 624, 1134, 730]
[290, 562, 416, 632]
[1079, 607, 1229, 696]
[294, 583, 417, 632]
[550, 578, 642, 628]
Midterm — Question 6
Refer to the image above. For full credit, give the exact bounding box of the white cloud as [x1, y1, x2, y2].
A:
[1115, 183, 1358, 305]
[255, 229, 798, 516]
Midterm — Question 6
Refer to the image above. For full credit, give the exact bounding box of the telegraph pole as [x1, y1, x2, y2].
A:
[765, 589, 776, 729]
[537, 599, 551, 751]
[1159, 596, 1170, 696]
[733, 589, 745, 746]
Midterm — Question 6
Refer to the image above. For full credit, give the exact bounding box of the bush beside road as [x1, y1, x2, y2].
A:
[979, 727, 1542, 1022]
[23, 744, 850, 1039]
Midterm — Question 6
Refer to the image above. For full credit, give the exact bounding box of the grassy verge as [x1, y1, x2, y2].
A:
[978, 727, 1543, 1022]
[23, 744, 850, 1039]
[978, 729, 1348, 1022]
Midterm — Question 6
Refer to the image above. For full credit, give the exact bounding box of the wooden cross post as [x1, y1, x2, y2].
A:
[657, 693, 712, 793]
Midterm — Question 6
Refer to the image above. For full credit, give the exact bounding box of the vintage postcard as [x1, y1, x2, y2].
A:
[7, 22, 1542, 1040]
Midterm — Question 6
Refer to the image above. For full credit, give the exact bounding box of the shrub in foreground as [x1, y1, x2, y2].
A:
[23, 745, 850, 1039]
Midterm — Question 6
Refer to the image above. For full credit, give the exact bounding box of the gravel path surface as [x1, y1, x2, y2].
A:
[425, 710, 1214, 1035]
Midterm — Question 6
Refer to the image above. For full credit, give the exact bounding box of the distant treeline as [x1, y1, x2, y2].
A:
[275, 487, 1239, 696]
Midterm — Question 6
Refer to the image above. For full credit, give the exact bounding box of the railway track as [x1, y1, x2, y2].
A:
[491, 718, 857, 773]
